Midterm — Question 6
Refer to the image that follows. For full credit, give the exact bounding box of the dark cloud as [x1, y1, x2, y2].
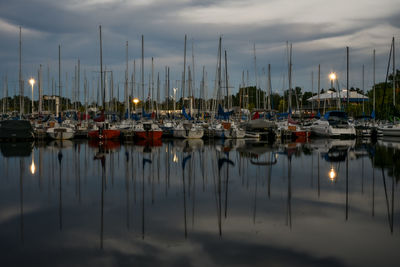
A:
[0, 0, 399, 100]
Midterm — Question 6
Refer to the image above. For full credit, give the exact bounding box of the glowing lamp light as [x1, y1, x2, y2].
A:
[329, 72, 336, 81]
[132, 98, 139, 105]
[29, 78, 35, 86]
[329, 167, 336, 181]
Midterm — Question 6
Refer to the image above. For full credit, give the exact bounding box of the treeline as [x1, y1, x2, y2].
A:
[1, 69, 399, 118]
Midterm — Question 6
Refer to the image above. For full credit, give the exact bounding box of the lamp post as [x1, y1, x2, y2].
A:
[29, 78, 35, 116]
[132, 98, 139, 114]
[329, 72, 336, 90]
[329, 73, 336, 109]
[173, 88, 177, 116]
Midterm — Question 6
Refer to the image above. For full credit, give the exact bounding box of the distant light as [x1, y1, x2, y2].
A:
[329, 73, 336, 81]
[30, 159, 36, 175]
[329, 167, 336, 181]
[132, 98, 139, 104]
[173, 153, 178, 163]
[29, 78, 35, 86]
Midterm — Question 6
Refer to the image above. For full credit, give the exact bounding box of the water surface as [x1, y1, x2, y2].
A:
[0, 138, 399, 267]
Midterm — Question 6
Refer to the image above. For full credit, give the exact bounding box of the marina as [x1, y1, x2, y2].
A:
[1, 1, 400, 266]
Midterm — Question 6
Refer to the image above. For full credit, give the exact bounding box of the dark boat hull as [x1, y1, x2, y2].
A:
[0, 120, 34, 141]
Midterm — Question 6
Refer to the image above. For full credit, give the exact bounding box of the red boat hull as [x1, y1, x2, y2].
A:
[88, 129, 121, 140]
[134, 130, 162, 140]
[293, 131, 311, 138]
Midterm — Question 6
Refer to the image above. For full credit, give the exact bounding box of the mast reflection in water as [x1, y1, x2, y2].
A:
[0, 138, 399, 267]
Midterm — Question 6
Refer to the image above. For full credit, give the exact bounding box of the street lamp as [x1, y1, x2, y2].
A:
[329, 72, 336, 90]
[173, 88, 177, 115]
[29, 78, 35, 116]
[132, 98, 139, 114]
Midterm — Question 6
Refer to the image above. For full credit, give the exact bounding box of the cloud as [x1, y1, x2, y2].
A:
[0, 0, 399, 100]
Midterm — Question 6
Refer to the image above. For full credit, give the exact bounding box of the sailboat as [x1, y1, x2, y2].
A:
[173, 121, 204, 139]
[47, 121, 75, 140]
[377, 37, 400, 137]
[88, 26, 121, 140]
[278, 42, 310, 139]
[133, 35, 162, 141]
[211, 38, 245, 139]
[0, 27, 34, 141]
[311, 110, 356, 137]
[133, 121, 163, 140]
[46, 45, 75, 140]
[173, 37, 204, 139]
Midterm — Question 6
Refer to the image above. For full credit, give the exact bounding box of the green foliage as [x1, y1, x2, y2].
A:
[365, 69, 400, 119]
[278, 99, 286, 112]
[302, 91, 313, 103]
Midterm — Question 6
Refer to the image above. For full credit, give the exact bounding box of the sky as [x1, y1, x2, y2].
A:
[0, 0, 399, 102]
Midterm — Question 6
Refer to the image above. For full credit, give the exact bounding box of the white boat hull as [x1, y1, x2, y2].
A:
[173, 128, 204, 139]
[311, 122, 356, 138]
[214, 128, 245, 139]
[47, 127, 75, 140]
[378, 126, 400, 137]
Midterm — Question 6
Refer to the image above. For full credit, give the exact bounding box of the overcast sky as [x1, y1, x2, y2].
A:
[0, 0, 399, 101]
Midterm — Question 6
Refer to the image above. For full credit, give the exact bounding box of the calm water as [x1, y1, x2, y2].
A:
[0, 138, 399, 267]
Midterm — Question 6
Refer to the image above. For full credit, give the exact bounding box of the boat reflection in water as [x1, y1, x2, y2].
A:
[0, 138, 398, 267]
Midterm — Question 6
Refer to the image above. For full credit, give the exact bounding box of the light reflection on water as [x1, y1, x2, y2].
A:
[0, 138, 399, 267]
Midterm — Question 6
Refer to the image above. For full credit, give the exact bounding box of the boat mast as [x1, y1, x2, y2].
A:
[19, 26, 23, 117]
[133, 59, 136, 113]
[2, 75, 6, 114]
[268, 64, 272, 110]
[73, 65, 76, 110]
[202, 66, 205, 114]
[224, 50, 230, 121]
[99, 25, 104, 110]
[287, 42, 292, 113]
[141, 35, 144, 110]
[39, 66, 42, 114]
[84, 71, 88, 122]
[157, 72, 160, 117]
[188, 66, 192, 115]
[151, 57, 154, 112]
[165, 66, 168, 113]
[393, 37, 396, 107]
[362, 64, 364, 114]
[58, 45, 62, 117]
[311, 71, 314, 114]
[262, 67, 266, 110]
[318, 64, 320, 113]
[373, 49, 376, 115]
[125, 41, 129, 118]
[183, 34, 187, 109]
[254, 43, 258, 110]
[78, 58, 80, 111]
[167, 67, 170, 114]
[240, 70, 244, 114]
[346, 46, 349, 109]
[191, 40, 195, 115]
[148, 74, 150, 112]
[218, 36, 222, 109]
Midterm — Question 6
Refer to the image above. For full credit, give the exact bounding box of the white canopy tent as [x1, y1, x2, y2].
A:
[307, 89, 368, 103]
